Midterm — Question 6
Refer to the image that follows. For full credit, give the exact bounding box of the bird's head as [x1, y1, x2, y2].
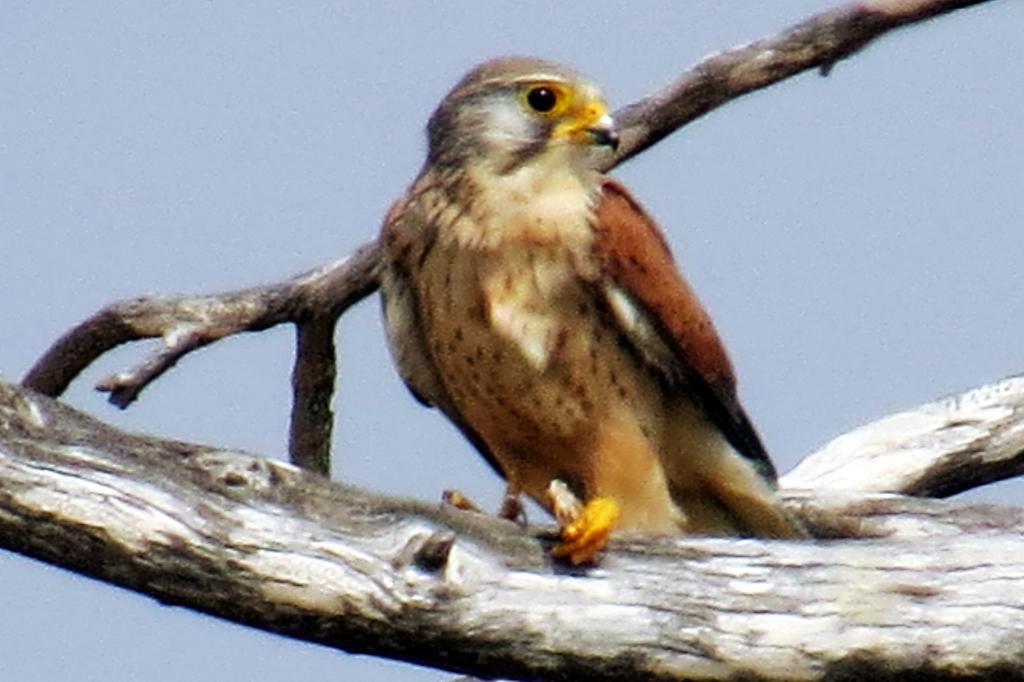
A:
[426, 57, 618, 175]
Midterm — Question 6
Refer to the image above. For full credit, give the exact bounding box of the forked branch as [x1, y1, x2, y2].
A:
[21, 242, 380, 475]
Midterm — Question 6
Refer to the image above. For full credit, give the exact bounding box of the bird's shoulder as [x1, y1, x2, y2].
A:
[590, 178, 776, 479]
[591, 178, 735, 393]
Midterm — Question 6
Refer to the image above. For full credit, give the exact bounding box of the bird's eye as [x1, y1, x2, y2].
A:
[526, 86, 558, 113]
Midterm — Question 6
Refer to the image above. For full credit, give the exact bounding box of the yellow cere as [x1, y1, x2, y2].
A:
[549, 93, 609, 143]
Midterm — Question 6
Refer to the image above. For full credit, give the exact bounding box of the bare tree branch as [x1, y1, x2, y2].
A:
[22, 243, 380, 401]
[784, 375, 1024, 497]
[3, 375, 1024, 680]
[20, 242, 380, 471]
[19, 0, 998, 478]
[288, 316, 338, 476]
[606, 0, 996, 168]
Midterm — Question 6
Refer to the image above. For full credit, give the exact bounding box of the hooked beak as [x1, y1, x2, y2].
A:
[587, 116, 619, 151]
[556, 100, 619, 151]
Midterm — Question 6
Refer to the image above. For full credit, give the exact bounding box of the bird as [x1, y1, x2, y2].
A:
[378, 56, 805, 563]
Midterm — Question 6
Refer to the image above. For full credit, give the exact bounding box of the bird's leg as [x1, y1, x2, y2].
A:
[498, 485, 528, 526]
[547, 480, 620, 565]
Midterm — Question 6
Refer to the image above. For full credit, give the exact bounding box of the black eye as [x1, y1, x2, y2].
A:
[527, 86, 558, 113]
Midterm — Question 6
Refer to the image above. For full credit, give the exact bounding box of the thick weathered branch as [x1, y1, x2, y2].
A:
[784, 375, 1024, 496]
[20, 0, 997, 476]
[2, 375, 1024, 680]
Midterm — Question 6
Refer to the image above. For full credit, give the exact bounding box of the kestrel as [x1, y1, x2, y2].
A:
[379, 57, 804, 563]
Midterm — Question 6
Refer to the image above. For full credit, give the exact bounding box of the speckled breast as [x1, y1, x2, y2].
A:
[417, 237, 664, 490]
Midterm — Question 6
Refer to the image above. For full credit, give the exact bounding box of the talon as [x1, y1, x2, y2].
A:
[441, 489, 481, 513]
[551, 496, 620, 565]
[547, 479, 583, 526]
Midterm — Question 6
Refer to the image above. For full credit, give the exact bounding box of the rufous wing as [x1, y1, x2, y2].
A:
[591, 179, 778, 484]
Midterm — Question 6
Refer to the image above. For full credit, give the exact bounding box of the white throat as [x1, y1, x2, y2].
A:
[451, 147, 601, 252]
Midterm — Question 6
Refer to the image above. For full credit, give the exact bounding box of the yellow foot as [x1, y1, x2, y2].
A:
[548, 486, 620, 565]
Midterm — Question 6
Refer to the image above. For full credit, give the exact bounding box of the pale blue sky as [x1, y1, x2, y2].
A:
[2, 2, 1022, 680]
